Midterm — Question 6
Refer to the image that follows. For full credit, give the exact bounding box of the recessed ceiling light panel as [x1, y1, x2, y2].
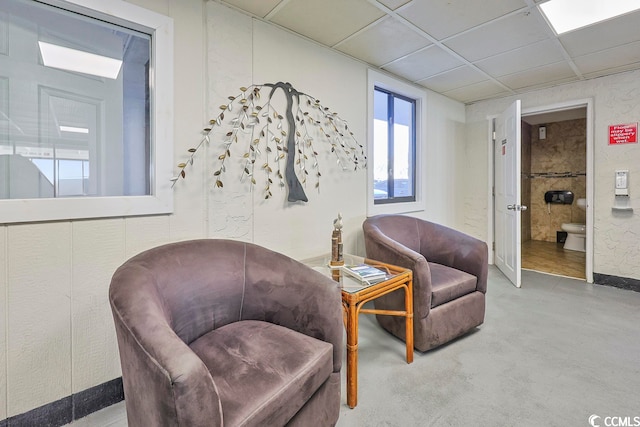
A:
[38, 41, 122, 79]
[60, 125, 89, 134]
[539, 0, 640, 34]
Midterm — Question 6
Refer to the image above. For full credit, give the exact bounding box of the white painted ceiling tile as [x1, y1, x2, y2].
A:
[336, 17, 432, 66]
[417, 66, 488, 93]
[445, 11, 550, 62]
[222, 0, 282, 18]
[270, 0, 385, 47]
[378, 0, 412, 10]
[383, 45, 464, 82]
[573, 41, 640, 76]
[441, 80, 511, 103]
[514, 76, 581, 95]
[497, 61, 577, 90]
[474, 39, 565, 77]
[397, 0, 526, 40]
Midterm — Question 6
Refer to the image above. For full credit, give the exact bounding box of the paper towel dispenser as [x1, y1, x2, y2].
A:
[544, 190, 574, 204]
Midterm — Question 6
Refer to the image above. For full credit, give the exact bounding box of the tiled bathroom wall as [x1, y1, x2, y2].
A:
[527, 118, 587, 242]
[521, 122, 532, 242]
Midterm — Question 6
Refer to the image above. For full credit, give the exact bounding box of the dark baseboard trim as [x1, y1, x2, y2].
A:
[73, 377, 124, 420]
[2, 377, 123, 427]
[593, 272, 640, 292]
[5, 397, 73, 427]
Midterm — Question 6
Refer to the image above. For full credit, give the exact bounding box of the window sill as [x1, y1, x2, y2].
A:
[0, 194, 172, 224]
[367, 198, 425, 217]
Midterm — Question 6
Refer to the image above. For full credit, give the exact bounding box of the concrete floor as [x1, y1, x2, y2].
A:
[69, 266, 640, 426]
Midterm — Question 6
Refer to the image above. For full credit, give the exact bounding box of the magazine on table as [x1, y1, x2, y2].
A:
[341, 263, 388, 283]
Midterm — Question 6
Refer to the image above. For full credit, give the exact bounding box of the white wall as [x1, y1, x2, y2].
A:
[204, 6, 369, 256]
[463, 70, 640, 280]
[0, 0, 206, 419]
[202, 2, 466, 256]
[424, 91, 468, 227]
[0, 0, 466, 420]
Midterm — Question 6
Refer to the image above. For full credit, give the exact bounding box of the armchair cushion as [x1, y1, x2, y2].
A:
[190, 320, 333, 427]
[429, 263, 478, 307]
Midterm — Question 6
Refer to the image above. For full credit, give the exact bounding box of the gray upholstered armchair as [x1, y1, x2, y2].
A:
[363, 215, 488, 352]
[109, 239, 343, 426]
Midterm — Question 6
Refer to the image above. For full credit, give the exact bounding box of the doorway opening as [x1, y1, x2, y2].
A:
[488, 99, 594, 286]
[521, 108, 587, 280]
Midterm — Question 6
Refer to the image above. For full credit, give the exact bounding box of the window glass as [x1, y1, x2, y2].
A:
[373, 87, 416, 204]
[0, 0, 173, 223]
[367, 69, 425, 216]
[373, 89, 389, 201]
[393, 95, 415, 199]
[0, 0, 151, 200]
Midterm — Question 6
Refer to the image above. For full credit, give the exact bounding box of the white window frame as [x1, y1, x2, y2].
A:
[0, 0, 173, 224]
[367, 69, 425, 216]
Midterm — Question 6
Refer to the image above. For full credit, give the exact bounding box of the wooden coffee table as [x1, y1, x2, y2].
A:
[304, 254, 413, 408]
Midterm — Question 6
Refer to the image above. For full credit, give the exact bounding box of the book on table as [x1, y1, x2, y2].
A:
[341, 264, 387, 283]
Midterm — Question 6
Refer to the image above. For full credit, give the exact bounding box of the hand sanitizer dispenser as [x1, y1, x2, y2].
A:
[615, 170, 629, 196]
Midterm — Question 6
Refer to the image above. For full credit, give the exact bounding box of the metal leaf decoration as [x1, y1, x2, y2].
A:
[171, 82, 365, 202]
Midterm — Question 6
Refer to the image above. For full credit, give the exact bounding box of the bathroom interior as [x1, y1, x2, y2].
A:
[521, 108, 587, 280]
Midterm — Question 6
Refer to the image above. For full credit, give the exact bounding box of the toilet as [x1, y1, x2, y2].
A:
[561, 198, 587, 252]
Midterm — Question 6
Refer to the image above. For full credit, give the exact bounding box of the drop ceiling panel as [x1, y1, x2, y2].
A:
[559, 10, 640, 57]
[573, 41, 640, 76]
[444, 11, 550, 62]
[442, 80, 510, 103]
[219, 0, 640, 104]
[383, 45, 464, 82]
[497, 61, 577, 90]
[269, 0, 385, 47]
[397, 0, 526, 41]
[336, 17, 432, 66]
[474, 39, 565, 77]
[378, 0, 411, 10]
[417, 66, 488, 93]
[221, 0, 282, 18]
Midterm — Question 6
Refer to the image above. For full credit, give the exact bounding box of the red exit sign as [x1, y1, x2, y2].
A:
[609, 123, 637, 145]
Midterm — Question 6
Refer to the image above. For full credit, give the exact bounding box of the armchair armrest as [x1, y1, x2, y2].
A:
[110, 266, 223, 427]
[363, 223, 426, 271]
[363, 223, 433, 318]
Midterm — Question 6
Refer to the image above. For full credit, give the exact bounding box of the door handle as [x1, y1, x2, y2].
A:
[507, 204, 528, 211]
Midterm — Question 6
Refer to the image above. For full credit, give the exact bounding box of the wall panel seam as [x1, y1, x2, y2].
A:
[69, 221, 75, 417]
[3, 226, 8, 420]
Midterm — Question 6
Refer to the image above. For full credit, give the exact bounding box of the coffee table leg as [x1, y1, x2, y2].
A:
[346, 302, 358, 408]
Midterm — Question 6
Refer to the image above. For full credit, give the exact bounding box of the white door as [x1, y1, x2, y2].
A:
[494, 100, 524, 287]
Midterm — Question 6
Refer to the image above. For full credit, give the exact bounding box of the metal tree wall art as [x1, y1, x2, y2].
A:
[171, 82, 366, 202]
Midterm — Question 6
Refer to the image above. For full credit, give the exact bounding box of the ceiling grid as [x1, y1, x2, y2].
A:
[216, 0, 640, 104]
